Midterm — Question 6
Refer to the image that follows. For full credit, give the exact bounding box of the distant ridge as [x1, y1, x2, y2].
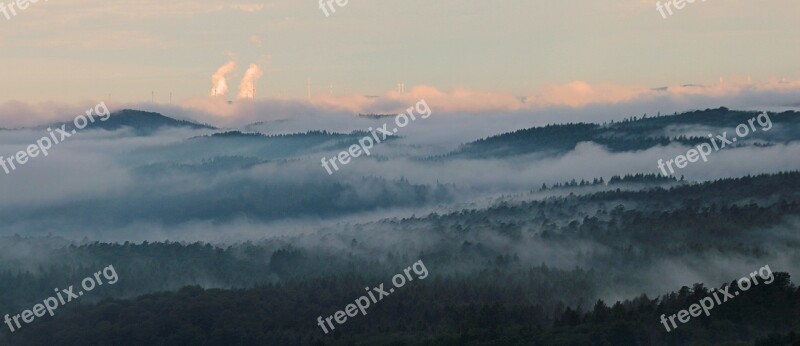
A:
[35, 109, 216, 135]
[441, 107, 800, 159]
[78, 109, 216, 135]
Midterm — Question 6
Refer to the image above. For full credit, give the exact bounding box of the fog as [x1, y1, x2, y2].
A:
[0, 90, 799, 316]
[1, 101, 800, 240]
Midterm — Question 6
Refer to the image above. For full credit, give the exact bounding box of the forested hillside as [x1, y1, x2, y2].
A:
[447, 108, 800, 159]
[3, 171, 799, 345]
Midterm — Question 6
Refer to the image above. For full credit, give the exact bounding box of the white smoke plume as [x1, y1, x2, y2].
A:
[210, 60, 237, 97]
[238, 64, 263, 99]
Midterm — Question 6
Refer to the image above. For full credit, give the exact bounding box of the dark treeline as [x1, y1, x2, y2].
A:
[539, 173, 678, 191]
[61, 109, 216, 135]
[445, 108, 800, 159]
[2, 171, 800, 344]
[2, 271, 798, 345]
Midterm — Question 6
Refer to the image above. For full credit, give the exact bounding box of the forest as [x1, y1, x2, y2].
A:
[2, 170, 799, 345]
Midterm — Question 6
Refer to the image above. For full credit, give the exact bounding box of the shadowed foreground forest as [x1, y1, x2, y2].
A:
[2, 171, 800, 345]
[2, 272, 799, 345]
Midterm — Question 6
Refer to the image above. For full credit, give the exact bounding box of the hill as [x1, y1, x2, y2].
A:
[445, 108, 800, 159]
[54, 109, 216, 135]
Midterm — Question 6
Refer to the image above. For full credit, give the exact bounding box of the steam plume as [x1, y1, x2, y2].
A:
[210, 60, 237, 97]
[238, 64, 263, 99]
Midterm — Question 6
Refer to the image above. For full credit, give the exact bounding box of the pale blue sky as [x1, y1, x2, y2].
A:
[0, 0, 798, 103]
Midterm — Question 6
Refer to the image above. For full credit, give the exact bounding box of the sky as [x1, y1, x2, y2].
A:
[0, 0, 798, 106]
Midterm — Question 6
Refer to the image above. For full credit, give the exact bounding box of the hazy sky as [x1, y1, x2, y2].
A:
[0, 0, 798, 103]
